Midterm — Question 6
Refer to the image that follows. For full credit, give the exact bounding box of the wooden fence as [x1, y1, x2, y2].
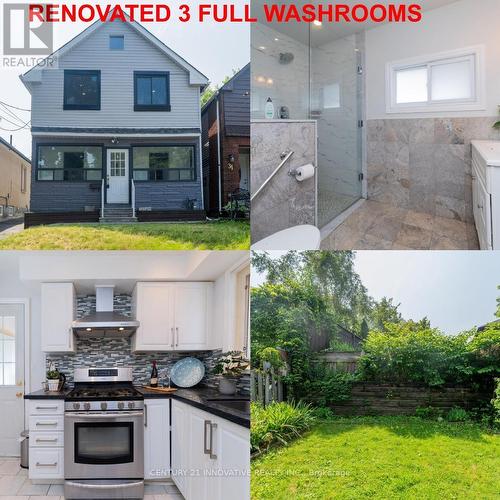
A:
[250, 368, 284, 406]
[317, 351, 363, 373]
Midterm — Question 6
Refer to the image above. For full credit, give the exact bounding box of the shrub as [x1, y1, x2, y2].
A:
[258, 347, 284, 371]
[492, 378, 500, 425]
[311, 406, 336, 420]
[250, 401, 316, 454]
[446, 407, 470, 422]
[415, 406, 444, 420]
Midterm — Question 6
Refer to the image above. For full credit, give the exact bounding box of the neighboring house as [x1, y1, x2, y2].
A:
[201, 64, 250, 216]
[0, 136, 31, 217]
[20, 19, 208, 226]
[309, 323, 364, 352]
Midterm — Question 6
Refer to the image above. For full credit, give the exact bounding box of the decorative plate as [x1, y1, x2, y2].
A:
[170, 357, 205, 388]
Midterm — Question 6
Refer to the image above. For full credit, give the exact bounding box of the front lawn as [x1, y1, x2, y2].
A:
[251, 416, 500, 499]
[0, 220, 250, 250]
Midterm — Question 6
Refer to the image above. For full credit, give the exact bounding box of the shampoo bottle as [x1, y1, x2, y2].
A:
[264, 98, 275, 119]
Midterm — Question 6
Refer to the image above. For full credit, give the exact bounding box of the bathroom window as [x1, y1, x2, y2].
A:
[386, 46, 485, 113]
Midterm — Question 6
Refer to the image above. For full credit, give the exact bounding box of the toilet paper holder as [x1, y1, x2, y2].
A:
[288, 165, 316, 178]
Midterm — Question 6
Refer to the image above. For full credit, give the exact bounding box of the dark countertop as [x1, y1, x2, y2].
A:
[24, 386, 250, 428]
[24, 389, 70, 399]
[137, 386, 250, 428]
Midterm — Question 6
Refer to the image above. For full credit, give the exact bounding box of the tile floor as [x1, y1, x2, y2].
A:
[0, 458, 183, 500]
[321, 199, 480, 250]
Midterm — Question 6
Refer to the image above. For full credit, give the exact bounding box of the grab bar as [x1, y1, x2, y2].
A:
[251, 150, 294, 201]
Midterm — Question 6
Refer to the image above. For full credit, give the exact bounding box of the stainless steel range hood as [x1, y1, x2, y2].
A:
[72, 285, 139, 338]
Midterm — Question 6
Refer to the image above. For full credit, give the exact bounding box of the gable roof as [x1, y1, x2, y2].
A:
[20, 18, 209, 90]
[201, 63, 250, 113]
[0, 136, 31, 164]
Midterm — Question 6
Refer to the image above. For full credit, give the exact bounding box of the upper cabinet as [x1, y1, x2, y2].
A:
[132, 282, 213, 352]
[41, 282, 76, 352]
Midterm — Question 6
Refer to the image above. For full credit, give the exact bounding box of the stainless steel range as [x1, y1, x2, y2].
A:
[64, 367, 144, 500]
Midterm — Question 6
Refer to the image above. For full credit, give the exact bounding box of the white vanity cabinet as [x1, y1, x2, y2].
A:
[471, 141, 500, 250]
[41, 282, 76, 352]
[28, 400, 65, 481]
[144, 399, 170, 480]
[132, 282, 213, 352]
[171, 399, 250, 500]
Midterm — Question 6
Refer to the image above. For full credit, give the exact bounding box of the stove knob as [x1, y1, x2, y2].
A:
[73, 402, 80, 410]
[128, 401, 135, 409]
[118, 402, 125, 410]
[84, 402, 91, 411]
[101, 402, 107, 411]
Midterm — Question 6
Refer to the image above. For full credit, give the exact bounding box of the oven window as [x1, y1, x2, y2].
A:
[75, 422, 133, 464]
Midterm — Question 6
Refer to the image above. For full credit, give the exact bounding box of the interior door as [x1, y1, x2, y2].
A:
[0, 303, 25, 456]
[106, 149, 129, 204]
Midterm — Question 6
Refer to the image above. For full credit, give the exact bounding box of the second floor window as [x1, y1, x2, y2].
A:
[64, 70, 101, 110]
[134, 72, 170, 111]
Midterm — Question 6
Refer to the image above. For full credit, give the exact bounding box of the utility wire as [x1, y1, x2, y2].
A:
[0, 118, 31, 132]
[0, 104, 26, 125]
[0, 100, 31, 112]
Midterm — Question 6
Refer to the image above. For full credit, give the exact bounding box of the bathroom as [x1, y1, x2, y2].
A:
[250, 0, 500, 250]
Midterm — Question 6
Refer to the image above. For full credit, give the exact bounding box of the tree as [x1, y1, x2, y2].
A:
[360, 318, 369, 339]
[200, 70, 239, 107]
[370, 297, 402, 331]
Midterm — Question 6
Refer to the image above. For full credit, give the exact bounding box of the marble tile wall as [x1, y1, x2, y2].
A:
[46, 295, 249, 394]
[367, 117, 500, 222]
[251, 23, 309, 120]
[251, 121, 316, 242]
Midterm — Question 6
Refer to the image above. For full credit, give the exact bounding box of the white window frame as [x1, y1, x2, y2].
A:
[386, 45, 486, 114]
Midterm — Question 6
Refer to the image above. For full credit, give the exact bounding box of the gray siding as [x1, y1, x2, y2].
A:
[223, 64, 250, 136]
[31, 136, 201, 212]
[31, 22, 201, 129]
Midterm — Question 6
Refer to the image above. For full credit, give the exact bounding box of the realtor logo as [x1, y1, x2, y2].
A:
[3, 3, 53, 55]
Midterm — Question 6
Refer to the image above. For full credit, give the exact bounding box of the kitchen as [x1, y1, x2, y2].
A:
[0, 251, 250, 500]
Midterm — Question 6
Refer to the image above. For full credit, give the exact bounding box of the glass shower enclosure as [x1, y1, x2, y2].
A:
[251, 22, 365, 229]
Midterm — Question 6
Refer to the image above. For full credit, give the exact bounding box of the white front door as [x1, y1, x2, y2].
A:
[0, 303, 25, 457]
[239, 148, 250, 191]
[107, 149, 129, 204]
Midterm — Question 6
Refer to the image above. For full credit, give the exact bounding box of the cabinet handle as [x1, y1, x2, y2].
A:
[36, 422, 58, 426]
[36, 406, 58, 410]
[171, 327, 174, 348]
[176, 327, 179, 347]
[144, 405, 148, 427]
[209, 422, 217, 460]
[36, 462, 57, 467]
[203, 419, 211, 455]
[36, 438, 58, 443]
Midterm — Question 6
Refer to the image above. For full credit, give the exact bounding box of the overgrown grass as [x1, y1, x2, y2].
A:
[0, 220, 250, 250]
[251, 402, 316, 455]
[251, 416, 500, 499]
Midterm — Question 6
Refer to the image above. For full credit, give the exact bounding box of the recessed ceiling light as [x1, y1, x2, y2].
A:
[257, 76, 265, 83]
[119, 327, 124, 331]
[313, 20, 322, 27]
[86, 328, 92, 331]
[267, 78, 274, 85]
[274, 37, 279, 41]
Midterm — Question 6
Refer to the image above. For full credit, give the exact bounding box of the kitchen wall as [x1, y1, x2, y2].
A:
[251, 23, 309, 120]
[46, 294, 249, 393]
[251, 120, 316, 242]
[364, 0, 500, 222]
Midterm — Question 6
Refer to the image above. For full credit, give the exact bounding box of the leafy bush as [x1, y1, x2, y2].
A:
[311, 406, 336, 420]
[492, 378, 500, 425]
[250, 401, 316, 454]
[357, 322, 500, 387]
[446, 407, 470, 422]
[258, 347, 284, 371]
[415, 406, 444, 420]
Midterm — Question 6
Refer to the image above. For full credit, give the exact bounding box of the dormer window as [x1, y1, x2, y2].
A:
[63, 70, 101, 110]
[110, 35, 124, 50]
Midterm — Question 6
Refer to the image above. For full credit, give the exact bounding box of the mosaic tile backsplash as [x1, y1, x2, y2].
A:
[46, 294, 249, 394]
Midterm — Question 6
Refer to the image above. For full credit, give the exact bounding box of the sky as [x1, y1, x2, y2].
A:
[252, 251, 500, 334]
[0, 0, 250, 157]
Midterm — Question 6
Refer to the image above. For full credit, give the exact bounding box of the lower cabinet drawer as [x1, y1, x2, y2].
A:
[29, 400, 65, 415]
[29, 415, 64, 432]
[29, 448, 64, 479]
[30, 431, 64, 448]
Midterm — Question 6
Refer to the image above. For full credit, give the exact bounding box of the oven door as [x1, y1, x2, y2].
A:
[65, 412, 144, 480]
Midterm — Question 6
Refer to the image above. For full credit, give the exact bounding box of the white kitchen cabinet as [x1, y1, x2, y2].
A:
[171, 400, 250, 500]
[132, 283, 175, 351]
[132, 282, 213, 352]
[471, 141, 500, 250]
[28, 399, 64, 481]
[144, 399, 170, 480]
[41, 282, 76, 352]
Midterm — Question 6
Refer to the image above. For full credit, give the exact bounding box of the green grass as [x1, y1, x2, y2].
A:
[251, 416, 500, 500]
[0, 220, 249, 250]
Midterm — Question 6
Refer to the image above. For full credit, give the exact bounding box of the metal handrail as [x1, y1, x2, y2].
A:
[131, 179, 136, 218]
[100, 178, 105, 218]
[250, 150, 294, 202]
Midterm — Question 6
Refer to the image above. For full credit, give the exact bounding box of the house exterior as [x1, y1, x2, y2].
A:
[20, 19, 208, 226]
[0, 136, 31, 217]
[201, 64, 250, 216]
